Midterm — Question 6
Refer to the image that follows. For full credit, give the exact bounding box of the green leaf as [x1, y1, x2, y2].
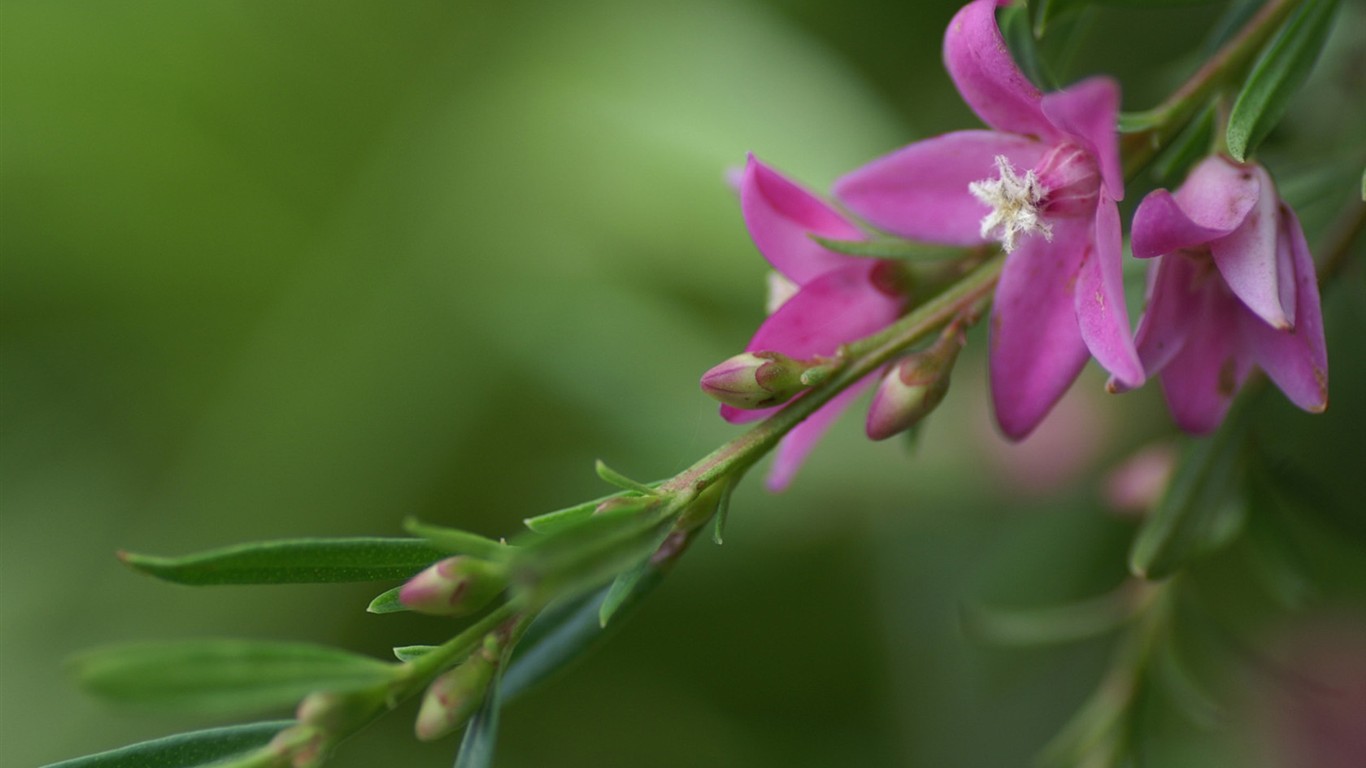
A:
[594, 460, 660, 495]
[402, 518, 509, 560]
[502, 574, 663, 702]
[1000, 3, 1055, 91]
[513, 507, 670, 606]
[120, 538, 447, 586]
[710, 479, 735, 546]
[40, 721, 292, 768]
[1130, 411, 1250, 580]
[961, 589, 1138, 646]
[392, 645, 436, 663]
[366, 586, 407, 614]
[808, 235, 959, 260]
[72, 639, 397, 714]
[1227, 0, 1340, 161]
[1149, 103, 1215, 186]
[453, 673, 503, 768]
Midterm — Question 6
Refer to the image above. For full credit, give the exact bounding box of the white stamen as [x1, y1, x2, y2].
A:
[968, 155, 1052, 253]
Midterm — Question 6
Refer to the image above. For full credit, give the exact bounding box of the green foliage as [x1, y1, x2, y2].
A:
[392, 645, 437, 663]
[120, 538, 448, 585]
[1131, 412, 1249, 580]
[403, 520, 510, 561]
[71, 640, 396, 714]
[807, 235, 961, 260]
[1227, 0, 1341, 160]
[1148, 103, 1216, 186]
[366, 586, 407, 614]
[454, 675, 504, 768]
[40, 721, 292, 768]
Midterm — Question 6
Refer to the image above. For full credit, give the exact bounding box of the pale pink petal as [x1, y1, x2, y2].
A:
[989, 216, 1090, 440]
[1075, 195, 1143, 387]
[833, 130, 1048, 244]
[1172, 155, 1261, 233]
[1209, 163, 1290, 330]
[1128, 254, 1200, 385]
[720, 262, 904, 424]
[1040, 77, 1124, 200]
[1240, 206, 1327, 413]
[943, 0, 1056, 140]
[1158, 287, 1249, 435]
[1130, 189, 1236, 258]
[766, 378, 875, 492]
[741, 154, 862, 284]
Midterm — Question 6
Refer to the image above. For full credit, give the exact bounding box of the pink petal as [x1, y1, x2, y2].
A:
[989, 216, 1091, 440]
[1173, 155, 1261, 233]
[741, 154, 862, 284]
[1075, 195, 1143, 387]
[833, 130, 1048, 244]
[766, 378, 874, 492]
[1040, 77, 1124, 200]
[943, 0, 1056, 140]
[1127, 254, 1200, 387]
[1209, 163, 1290, 330]
[1158, 286, 1249, 435]
[1240, 206, 1327, 413]
[1130, 189, 1236, 258]
[720, 262, 904, 424]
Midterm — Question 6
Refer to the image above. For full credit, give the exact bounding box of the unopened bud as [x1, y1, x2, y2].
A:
[399, 556, 506, 617]
[700, 351, 807, 409]
[414, 640, 500, 741]
[266, 724, 327, 768]
[296, 689, 382, 733]
[865, 330, 963, 441]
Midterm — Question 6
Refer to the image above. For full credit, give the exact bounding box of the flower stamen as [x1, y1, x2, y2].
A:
[969, 155, 1052, 253]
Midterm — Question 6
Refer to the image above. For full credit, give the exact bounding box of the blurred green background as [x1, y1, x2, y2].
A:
[3, 1, 1364, 766]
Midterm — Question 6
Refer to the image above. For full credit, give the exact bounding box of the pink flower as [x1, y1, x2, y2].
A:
[1125, 155, 1327, 433]
[833, 0, 1142, 440]
[723, 154, 907, 491]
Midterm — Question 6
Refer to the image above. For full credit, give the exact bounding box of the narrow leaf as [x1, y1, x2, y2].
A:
[403, 519, 509, 561]
[1000, 3, 1055, 91]
[594, 460, 659, 495]
[961, 589, 1139, 647]
[598, 559, 651, 629]
[393, 645, 437, 663]
[453, 673, 503, 768]
[1150, 103, 1215, 186]
[1130, 410, 1250, 580]
[521, 482, 664, 534]
[502, 573, 663, 702]
[120, 538, 447, 586]
[711, 479, 735, 546]
[40, 721, 292, 768]
[366, 586, 407, 614]
[513, 510, 670, 606]
[72, 640, 396, 714]
[808, 235, 958, 260]
[1227, 0, 1340, 161]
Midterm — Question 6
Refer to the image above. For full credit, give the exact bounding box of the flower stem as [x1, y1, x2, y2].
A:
[662, 251, 1005, 495]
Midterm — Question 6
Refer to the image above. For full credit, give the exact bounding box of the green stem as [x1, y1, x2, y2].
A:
[1122, 0, 1303, 176]
[662, 252, 1005, 495]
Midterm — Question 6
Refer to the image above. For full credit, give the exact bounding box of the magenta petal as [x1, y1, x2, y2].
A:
[1173, 155, 1261, 233]
[989, 216, 1090, 440]
[1158, 288, 1248, 435]
[1209, 163, 1289, 330]
[1240, 206, 1327, 412]
[765, 378, 873, 492]
[1131, 189, 1236, 259]
[1040, 77, 1124, 200]
[1130, 255, 1199, 384]
[943, 0, 1056, 139]
[1076, 195, 1143, 387]
[834, 130, 1048, 244]
[721, 261, 903, 426]
[741, 154, 862, 284]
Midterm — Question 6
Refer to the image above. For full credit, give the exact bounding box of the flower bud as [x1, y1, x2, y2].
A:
[865, 330, 963, 441]
[266, 723, 327, 768]
[399, 556, 506, 617]
[414, 641, 499, 741]
[699, 351, 807, 409]
[296, 689, 383, 733]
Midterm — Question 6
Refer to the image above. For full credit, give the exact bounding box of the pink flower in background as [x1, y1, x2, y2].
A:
[720, 154, 906, 491]
[1124, 155, 1327, 432]
[834, 0, 1142, 440]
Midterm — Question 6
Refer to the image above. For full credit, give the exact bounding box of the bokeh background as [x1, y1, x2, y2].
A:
[4, 1, 1364, 766]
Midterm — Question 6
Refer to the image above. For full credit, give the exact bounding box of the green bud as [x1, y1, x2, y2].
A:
[265, 723, 327, 768]
[414, 646, 498, 741]
[699, 351, 808, 409]
[865, 328, 963, 441]
[295, 689, 383, 733]
[399, 556, 506, 617]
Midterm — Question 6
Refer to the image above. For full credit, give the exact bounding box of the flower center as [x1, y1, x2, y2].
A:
[968, 155, 1052, 253]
